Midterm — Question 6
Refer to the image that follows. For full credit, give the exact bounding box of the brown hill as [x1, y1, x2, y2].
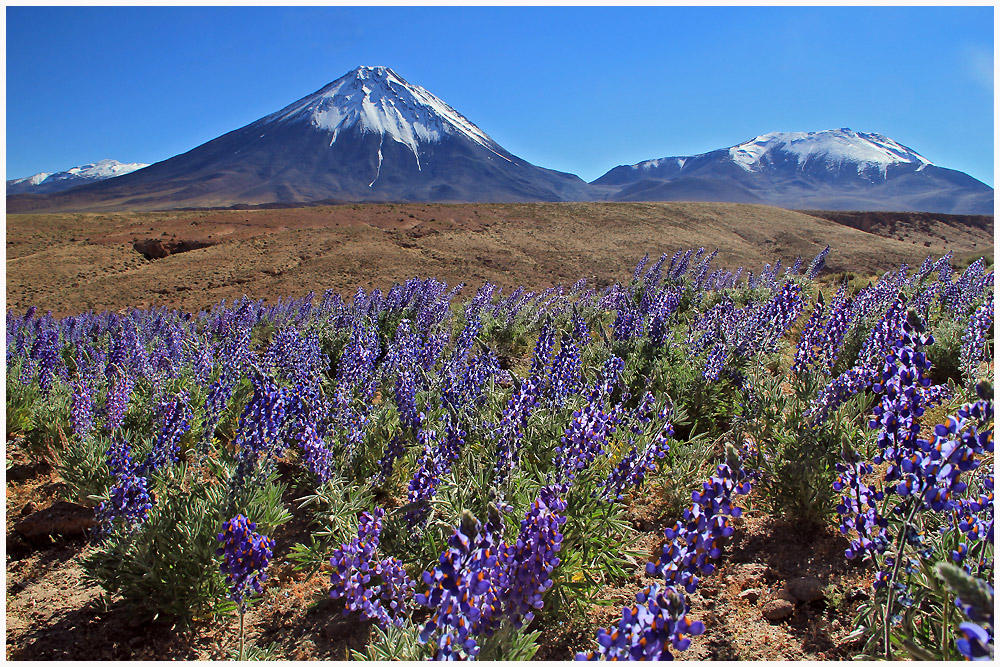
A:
[6, 202, 992, 317]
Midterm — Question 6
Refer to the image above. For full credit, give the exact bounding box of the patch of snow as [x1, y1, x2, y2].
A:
[268, 66, 512, 165]
[9, 172, 53, 186]
[369, 136, 383, 188]
[61, 159, 149, 180]
[727, 129, 933, 177]
[634, 158, 663, 171]
[8, 160, 147, 189]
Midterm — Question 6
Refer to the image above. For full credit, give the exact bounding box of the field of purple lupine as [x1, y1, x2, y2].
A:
[6, 247, 994, 660]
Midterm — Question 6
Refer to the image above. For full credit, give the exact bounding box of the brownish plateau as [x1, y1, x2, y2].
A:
[6, 201, 992, 317]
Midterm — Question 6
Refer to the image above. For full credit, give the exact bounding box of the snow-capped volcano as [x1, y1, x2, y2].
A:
[594, 129, 992, 214]
[268, 66, 508, 169]
[14, 65, 589, 210]
[727, 129, 932, 178]
[7, 159, 149, 195]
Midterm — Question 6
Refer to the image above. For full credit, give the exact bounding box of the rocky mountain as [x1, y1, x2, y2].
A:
[592, 129, 993, 214]
[10, 66, 589, 211]
[7, 159, 149, 195]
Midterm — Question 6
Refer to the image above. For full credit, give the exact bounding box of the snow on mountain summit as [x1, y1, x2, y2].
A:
[7, 159, 149, 194]
[728, 128, 933, 177]
[267, 66, 509, 168]
[64, 159, 150, 180]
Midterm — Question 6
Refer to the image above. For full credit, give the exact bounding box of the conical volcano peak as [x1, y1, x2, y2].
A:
[349, 65, 402, 81]
[266, 65, 504, 168]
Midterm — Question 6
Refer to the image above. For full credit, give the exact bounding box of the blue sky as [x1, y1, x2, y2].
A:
[6, 6, 995, 186]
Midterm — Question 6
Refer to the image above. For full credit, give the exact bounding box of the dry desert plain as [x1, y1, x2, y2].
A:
[6, 202, 993, 317]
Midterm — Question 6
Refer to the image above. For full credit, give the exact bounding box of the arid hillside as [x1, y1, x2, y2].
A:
[6, 202, 993, 317]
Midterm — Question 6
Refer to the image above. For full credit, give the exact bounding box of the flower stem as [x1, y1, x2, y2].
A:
[883, 500, 920, 659]
[941, 519, 956, 658]
[239, 609, 245, 661]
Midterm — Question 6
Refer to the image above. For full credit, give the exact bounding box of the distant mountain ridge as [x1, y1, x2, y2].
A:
[593, 129, 993, 214]
[7, 159, 149, 195]
[6, 70, 993, 214]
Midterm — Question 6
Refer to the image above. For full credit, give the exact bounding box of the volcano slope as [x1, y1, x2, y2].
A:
[6, 202, 992, 317]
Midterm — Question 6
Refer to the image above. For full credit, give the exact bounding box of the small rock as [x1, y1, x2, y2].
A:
[787, 576, 825, 603]
[846, 587, 870, 603]
[13, 501, 96, 543]
[733, 563, 769, 587]
[775, 588, 798, 604]
[738, 588, 760, 603]
[762, 599, 795, 621]
[20, 501, 36, 516]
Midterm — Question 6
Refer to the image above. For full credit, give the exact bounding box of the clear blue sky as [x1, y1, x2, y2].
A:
[6, 6, 995, 186]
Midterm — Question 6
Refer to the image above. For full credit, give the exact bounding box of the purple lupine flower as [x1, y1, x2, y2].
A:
[492, 376, 538, 476]
[646, 286, 684, 348]
[956, 623, 993, 661]
[632, 253, 650, 282]
[554, 381, 626, 484]
[30, 325, 62, 395]
[497, 486, 568, 628]
[96, 438, 153, 530]
[553, 356, 629, 481]
[576, 584, 705, 660]
[791, 294, 826, 375]
[870, 313, 934, 494]
[834, 444, 889, 562]
[643, 252, 669, 291]
[263, 326, 324, 384]
[601, 396, 673, 501]
[285, 378, 334, 483]
[961, 301, 993, 383]
[407, 414, 465, 512]
[298, 422, 333, 483]
[329, 508, 416, 628]
[334, 320, 380, 406]
[898, 396, 993, 514]
[766, 280, 805, 348]
[418, 330, 450, 373]
[451, 310, 483, 364]
[548, 334, 582, 406]
[216, 514, 274, 608]
[612, 290, 643, 342]
[945, 258, 987, 316]
[806, 245, 831, 280]
[646, 444, 753, 593]
[954, 472, 994, 554]
[70, 376, 95, 442]
[231, 374, 289, 492]
[809, 292, 909, 425]
[395, 363, 420, 433]
[104, 365, 135, 434]
[458, 351, 503, 408]
[375, 433, 407, 487]
[200, 374, 236, 450]
[673, 249, 695, 282]
[140, 390, 192, 475]
[702, 340, 728, 382]
[817, 288, 855, 374]
[415, 510, 503, 660]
